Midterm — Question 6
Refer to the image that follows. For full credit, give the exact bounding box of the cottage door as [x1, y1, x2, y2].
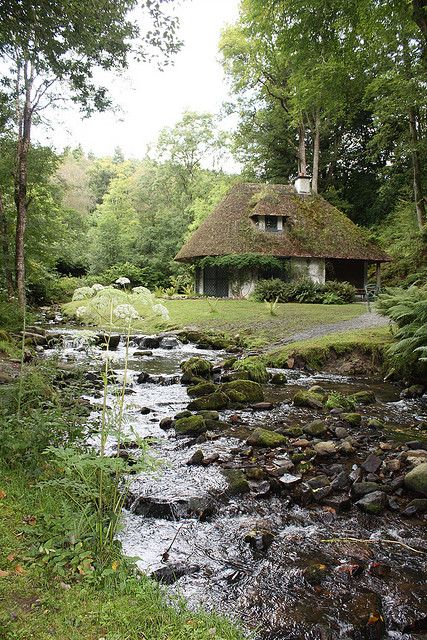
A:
[203, 266, 229, 297]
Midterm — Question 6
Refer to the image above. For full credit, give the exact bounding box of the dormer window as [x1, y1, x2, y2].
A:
[265, 216, 278, 232]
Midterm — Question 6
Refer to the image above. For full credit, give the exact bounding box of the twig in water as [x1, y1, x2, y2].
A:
[321, 537, 426, 555]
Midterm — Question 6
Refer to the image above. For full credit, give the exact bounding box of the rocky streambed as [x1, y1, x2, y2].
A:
[41, 328, 427, 640]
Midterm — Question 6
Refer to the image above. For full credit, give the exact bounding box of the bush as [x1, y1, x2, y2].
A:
[253, 278, 356, 305]
[0, 296, 35, 331]
[100, 263, 147, 287]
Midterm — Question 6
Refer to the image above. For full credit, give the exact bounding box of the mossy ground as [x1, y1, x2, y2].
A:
[63, 298, 365, 347]
[0, 465, 245, 640]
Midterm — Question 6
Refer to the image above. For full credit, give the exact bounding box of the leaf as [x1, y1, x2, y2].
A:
[23, 515, 37, 526]
[14, 565, 26, 575]
[0, 569, 10, 577]
[7, 553, 16, 562]
[111, 560, 119, 571]
[0, 490, 7, 499]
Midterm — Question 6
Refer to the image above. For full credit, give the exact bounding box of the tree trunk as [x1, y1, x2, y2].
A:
[408, 107, 427, 230]
[298, 121, 307, 175]
[14, 60, 33, 308]
[412, 0, 427, 62]
[312, 110, 320, 194]
[0, 189, 14, 298]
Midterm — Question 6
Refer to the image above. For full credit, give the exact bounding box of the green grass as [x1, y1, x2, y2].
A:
[0, 465, 245, 640]
[63, 297, 366, 347]
[265, 327, 393, 369]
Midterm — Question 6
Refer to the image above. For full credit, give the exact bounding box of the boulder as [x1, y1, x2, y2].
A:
[232, 357, 269, 383]
[181, 357, 213, 381]
[247, 428, 287, 448]
[223, 469, 250, 496]
[356, 491, 387, 515]
[174, 415, 207, 436]
[341, 413, 362, 427]
[139, 336, 161, 349]
[196, 410, 220, 421]
[293, 390, 325, 409]
[350, 390, 377, 405]
[187, 450, 204, 466]
[304, 419, 328, 437]
[325, 393, 355, 411]
[160, 336, 181, 349]
[187, 391, 229, 411]
[404, 462, 427, 496]
[187, 381, 218, 398]
[159, 417, 174, 430]
[221, 380, 264, 404]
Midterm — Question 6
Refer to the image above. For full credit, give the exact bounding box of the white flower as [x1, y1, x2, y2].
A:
[113, 304, 139, 320]
[153, 303, 170, 321]
[76, 306, 88, 318]
[115, 277, 131, 286]
[91, 283, 105, 292]
[72, 287, 95, 301]
[132, 286, 155, 305]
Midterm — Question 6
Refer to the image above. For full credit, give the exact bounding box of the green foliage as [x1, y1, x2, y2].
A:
[0, 295, 33, 331]
[377, 284, 427, 381]
[198, 253, 288, 274]
[253, 278, 356, 304]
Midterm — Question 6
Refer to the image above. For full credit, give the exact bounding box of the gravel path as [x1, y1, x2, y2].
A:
[266, 310, 389, 351]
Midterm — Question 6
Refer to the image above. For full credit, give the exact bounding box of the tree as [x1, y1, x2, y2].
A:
[0, 0, 181, 306]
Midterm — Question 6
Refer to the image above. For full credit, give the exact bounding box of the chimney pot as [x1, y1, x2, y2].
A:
[294, 175, 312, 195]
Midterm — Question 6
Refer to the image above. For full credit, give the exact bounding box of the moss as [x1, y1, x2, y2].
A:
[226, 389, 247, 403]
[181, 357, 213, 380]
[197, 410, 220, 420]
[304, 420, 328, 436]
[187, 381, 218, 398]
[293, 390, 325, 409]
[174, 415, 207, 436]
[325, 393, 355, 411]
[341, 412, 362, 427]
[270, 371, 287, 385]
[247, 427, 287, 447]
[233, 356, 269, 384]
[283, 425, 304, 437]
[291, 450, 316, 464]
[188, 391, 230, 411]
[350, 390, 376, 405]
[221, 380, 264, 404]
[222, 469, 250, 496]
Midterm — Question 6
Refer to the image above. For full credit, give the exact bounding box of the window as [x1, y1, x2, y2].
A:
[265, 216, 278, 232]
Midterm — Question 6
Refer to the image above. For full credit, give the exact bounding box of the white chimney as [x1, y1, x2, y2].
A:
[294, 175, 312, 195]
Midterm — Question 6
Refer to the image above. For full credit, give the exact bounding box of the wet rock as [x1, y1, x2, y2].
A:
[223, 469, 250, 496]
[351, 390, 377, 405]
[293, 390, 325, 409]
[304, 420, 328, 437]
[174, 410, 192, 420]
[404, 462, 427, 496]
[133, 350, 153, 357]
[368, 562, 391, 578]
[187, 381, 217, 398]
[349, 592, 386, 639]
[278, 473, 302, 487]
[203, 453, 220, 465]
[197, 410, 220, 421]
[245, 467, 264, 480]
[247, 428, 287, 448]
[244, 528, 274, 551]
[312, 485, 333, 501]
[97, 334, 120, 350]
[160, 336, 181, 349]
[140, 406, 151, 415]
[341, 412, 362, 427]
[136, 371, 150, 384]
[181, 357, 213, 381]
[159, 417, 174, 430]
[405, 498, 427, 513]
[353, 482, 386, 496]
[251, 402, 274, 411]
[187, 449, 204, 466]
[150, 563, 200, 584]
[331, 471, 350, 490]
[322, 494, 351, 511]
[174, 415, 207, 436]
[283, 425, 304, 437]
[335, 426, 349, 439]
[307, 475, 330, 489]
[250, 480, 271, 497]
[270, 372, 287, 385]
[367, 418, 383, 429]
[304, 562, 328, 585]
[400, 384, 425, 399]
[362, 454, 382, 474]
[221, 370, 250, 382]
[313, 441, 337, 457]
[221, 380, 264, 404]
[325, 393, 355, 411]
[188, 391, 229, 411]
[406, 440, 427, 450]
[139, 336, 161, 349]
[356, 491, 387, 514]
[268, 461, 295, 476]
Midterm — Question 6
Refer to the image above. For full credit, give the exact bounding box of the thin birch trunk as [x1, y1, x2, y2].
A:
[298, 121, 307, 175]
[408, 107, 426, 230]
[312, 110, 320, 194]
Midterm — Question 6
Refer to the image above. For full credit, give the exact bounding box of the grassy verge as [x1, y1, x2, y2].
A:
[0, 466, 244, 640]
[63, 298, 366, 347]
[265, 327, 393, 370]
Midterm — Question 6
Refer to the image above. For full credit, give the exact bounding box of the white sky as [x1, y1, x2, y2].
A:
[37, 0, 241, 161]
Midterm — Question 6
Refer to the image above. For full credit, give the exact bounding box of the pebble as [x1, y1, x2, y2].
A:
[361, 453, 382, 474]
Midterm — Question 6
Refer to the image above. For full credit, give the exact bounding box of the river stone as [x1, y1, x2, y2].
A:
[150, 563, 200, 584]
[221, 380, 264, 404]
[341, 412, 362, 427]
[223, 469, 250, 496]
[159, 417, 174, 430]
[367, 417, 384, 429]
[133, 350, 153, 357]
[279, 473, 302, 487]
[400, 384, 425, 399]
[405, 498, 427, 513]
[353, 481, 385, 496]
[350, 390, 377, 404]
[174, 410, 192, 420]
[188, 391, 229, 411]
[252, 402, 274, 411]
[196, 410, 220, 421]
[293, 390, 325, 409]
[362, 453, 382, 474]
[406, 440, 427, 450]
[187, 449, 204, 466]
[139, 336, 161, 349]
[335, 426, 349, 439]
[244, 528, 275, 551]
[97, 334, 120, 350]
[304, 420, 328, 437]
[247, 428, 287, 448]
[339, 440, 355, 455]
[283, 425, 304, 437]
[404, 462, 427, 496]
[174, 415, 207, 436]
[313, 441, 337, 456]
[187, 381, 217, 398]
[181, 357, 213, 381]
[160, 336, 181, 349]
[406, 450, 427, 466]
[270, 372, 287, 385]
[356, 491, 387, 514]
[325, 394, 355, 411]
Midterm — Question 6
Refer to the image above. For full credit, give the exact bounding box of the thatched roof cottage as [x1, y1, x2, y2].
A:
[175, 178, 391, 298]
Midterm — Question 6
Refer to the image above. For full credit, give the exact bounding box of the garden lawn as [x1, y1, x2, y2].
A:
[63, 298, 366, 347]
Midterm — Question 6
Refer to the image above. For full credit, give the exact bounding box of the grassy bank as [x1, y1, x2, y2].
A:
[63, 297, 366, 347]
[265, 327, 393, 370]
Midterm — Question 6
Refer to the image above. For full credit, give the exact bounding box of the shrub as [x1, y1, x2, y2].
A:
[100, 263, 147, 287]
[253, 278, 292, 302]
[0, 295, 35, 331]
[253, 278, 356, 305]
[323, 280, 356, 303]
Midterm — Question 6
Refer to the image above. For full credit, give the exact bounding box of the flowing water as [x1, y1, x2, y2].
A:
[44, 329, 427, 640]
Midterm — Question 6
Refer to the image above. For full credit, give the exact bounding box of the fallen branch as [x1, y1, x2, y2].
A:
[321, 537, 426, 555]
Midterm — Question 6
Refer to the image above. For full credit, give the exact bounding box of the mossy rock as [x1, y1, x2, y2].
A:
[270, 371, 287, 385]
[350, 390, 376, 405]
[304, 420, 328, 436]
[404, 463, 427, 496]
[283, 425, 304, 437]
[181, 357, 213, 381]
[223, 356, 238, 369]
[226, 389, 247, 404]
[367, 417, 383, 429]
[197, 410, 220, 421]
[247, 427, 287, 448]
[221, 380, 264, 404]
[233, 357, 269, 384]
[223, 469, 250, 496]
[204, 418, 226, 431]
[188, 391, 230, 411]
[308, 385, 327, 397]
[325, 393, 355, 411]
[187, 381, 218, 398]
[245, 467, 265, 480]
[293, 390, 325, 409]
[341, 412, 362, 427]
[174, 415, 207, 436]
[291, 449, 316, 464]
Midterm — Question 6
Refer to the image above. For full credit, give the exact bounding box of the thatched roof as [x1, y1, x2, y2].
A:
[175, 183, 391, 263]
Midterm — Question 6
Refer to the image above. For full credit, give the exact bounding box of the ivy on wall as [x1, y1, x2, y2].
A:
[196, 253, 289, 273]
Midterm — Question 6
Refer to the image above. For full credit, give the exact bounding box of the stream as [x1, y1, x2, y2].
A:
[43, 328, 427, 640]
